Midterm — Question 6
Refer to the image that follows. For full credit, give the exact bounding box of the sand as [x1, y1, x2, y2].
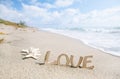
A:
[0, 24, 120, 79]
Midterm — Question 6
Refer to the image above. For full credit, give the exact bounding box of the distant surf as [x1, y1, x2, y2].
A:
[41, 26, 120, 56]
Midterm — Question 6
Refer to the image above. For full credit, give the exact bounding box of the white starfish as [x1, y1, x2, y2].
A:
[21, 49, 29, 54]
[21, 47, 41, 60]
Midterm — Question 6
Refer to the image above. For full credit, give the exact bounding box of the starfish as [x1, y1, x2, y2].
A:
[21, 47, 41, 60]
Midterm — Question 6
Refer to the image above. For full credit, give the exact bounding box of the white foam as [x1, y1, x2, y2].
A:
[41, 28, 120, 57]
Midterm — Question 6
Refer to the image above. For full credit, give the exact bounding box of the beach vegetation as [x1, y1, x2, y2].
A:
[0, 18, 27, 28]
[0, 38, 4, 43]
[17, 20, 27, 28]
[0, 32, 6, 35]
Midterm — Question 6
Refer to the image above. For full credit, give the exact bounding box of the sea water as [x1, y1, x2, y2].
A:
[41, 26, 120, 56]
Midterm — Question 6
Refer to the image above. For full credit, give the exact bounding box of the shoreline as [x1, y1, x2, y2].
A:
[0, 24, 120, 79]
[41, 28, 120, 57]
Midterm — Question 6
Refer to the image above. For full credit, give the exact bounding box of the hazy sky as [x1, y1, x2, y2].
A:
[0, 0, 120, 27]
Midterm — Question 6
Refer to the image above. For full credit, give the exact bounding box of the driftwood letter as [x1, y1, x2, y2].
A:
[44, 51, 50, 64]
[82, 55, 94, 69]
[57, 54, 70, 66]
[70, 55, 83, 68]
[42, 51, 94, 69]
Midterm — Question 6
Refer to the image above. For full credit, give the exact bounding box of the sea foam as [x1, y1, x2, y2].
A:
[41, 27, 120, 56]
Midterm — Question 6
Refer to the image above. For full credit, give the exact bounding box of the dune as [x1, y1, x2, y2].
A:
[0, 24, 120, 79]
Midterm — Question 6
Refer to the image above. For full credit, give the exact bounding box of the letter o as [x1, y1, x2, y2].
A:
[57, 54, 70, 66]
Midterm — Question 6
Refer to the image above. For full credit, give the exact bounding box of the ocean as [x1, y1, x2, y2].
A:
[41, 26, 120, 56]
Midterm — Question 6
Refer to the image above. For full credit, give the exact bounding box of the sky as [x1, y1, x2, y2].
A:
[0, 0, 120, 28]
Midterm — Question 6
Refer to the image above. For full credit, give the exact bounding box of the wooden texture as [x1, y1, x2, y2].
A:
[82, 55, 94, 69]
[70, 55, 83, 68]
[57, 54, 70, 66]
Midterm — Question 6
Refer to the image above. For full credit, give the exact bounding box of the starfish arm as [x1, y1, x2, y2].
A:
[33, 56, 38, 59]
[21, 49, 28, 52]
[21, 47, 41, 60]
[21, 49, 29, 54]
[25, 54, 32, 58]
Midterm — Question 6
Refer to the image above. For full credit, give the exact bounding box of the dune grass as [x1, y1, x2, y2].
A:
[0, 19, 27, 28]
[0, 39, 4, 44]
[0, 32, 6, 35]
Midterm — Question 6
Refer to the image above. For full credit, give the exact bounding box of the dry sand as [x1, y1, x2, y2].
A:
[0, 24, 120, 79]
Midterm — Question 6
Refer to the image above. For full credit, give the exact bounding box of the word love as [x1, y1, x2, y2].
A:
[40, 51, 94, 69]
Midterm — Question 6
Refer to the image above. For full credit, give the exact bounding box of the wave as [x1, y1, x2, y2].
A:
[41, 27, 120, 57]
[65, 27, 120, 33]
[45, 26, 120, 34]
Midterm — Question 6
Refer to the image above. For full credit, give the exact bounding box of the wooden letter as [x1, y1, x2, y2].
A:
[82, 55, 94, 69]
[57, 54, 70, 66]
[43, 51, 57, 65]
[70, 55, 83, 68]
[44, 51, 51, 64]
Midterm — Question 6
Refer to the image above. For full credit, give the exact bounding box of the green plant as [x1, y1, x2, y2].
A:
[0, 18, 28, 28]
[19, 21, 25, 26]
[18, 20, 27, 28]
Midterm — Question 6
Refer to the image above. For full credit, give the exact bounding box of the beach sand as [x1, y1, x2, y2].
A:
[0, 24, 120, 79]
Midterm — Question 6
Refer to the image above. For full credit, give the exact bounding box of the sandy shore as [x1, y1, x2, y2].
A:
[0, 24, 120, 79]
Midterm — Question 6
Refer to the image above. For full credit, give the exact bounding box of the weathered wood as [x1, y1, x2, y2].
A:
[82, 55, 94, 69]
[40, 51, 94, 69]
[44, 51, 50, 64]
[57, 54, 70, 66]
[50, 60, 57, 65]
[70, 55, 83, 68]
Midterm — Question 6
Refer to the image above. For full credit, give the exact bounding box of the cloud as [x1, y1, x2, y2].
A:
[55, 0, 74, 7]
[0, 0, 14, 8]
[0, 4, 22, 22]
[0, 2, 120, 27]
[83, 7, 120, 27]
